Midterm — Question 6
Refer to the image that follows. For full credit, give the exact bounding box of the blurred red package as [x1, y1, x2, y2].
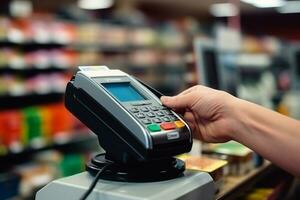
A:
[49, 103, 74, 139]
[0, 110, 23, 150]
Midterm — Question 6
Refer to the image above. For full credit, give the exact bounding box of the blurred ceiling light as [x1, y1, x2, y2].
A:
[209, 3, 238, 17]
[77, 0, 114, 10]
[277, 1, 300, 13]
[9, 0, 32, 17]
[242, 0, 285, 8]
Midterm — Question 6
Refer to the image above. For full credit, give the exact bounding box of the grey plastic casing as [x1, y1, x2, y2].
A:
[36, 171, 215, 200]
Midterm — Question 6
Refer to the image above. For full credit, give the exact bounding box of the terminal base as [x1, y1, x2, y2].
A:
[86, 153, 185, 182]
[36, 171, 215, 200]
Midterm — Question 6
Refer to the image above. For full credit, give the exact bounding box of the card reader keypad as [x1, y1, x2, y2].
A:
[128, 104, 184, 132]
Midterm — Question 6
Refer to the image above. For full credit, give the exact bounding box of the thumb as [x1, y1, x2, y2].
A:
[161, 94, 194, 110]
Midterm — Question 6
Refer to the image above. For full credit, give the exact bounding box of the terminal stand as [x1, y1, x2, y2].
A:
[86, 153, 186, 182]
[36, 170, 215, 200]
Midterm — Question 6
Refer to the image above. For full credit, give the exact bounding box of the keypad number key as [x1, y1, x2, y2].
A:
[153, 118, 162, 123]
[156, 111, 165, 117]
[130, 108, 139, 113]
[162, 116, 171, 122]
[140, 107, 150, 112]
[146, 112, 156, 118]
[150, 106, 159, 111]
[141, 119, 152, 125]
[169, 115, 177, 121]
[164, 110, 172, 115]
[136, 113, 146, 119]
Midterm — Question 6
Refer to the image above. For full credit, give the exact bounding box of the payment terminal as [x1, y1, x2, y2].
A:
[65, 66, 193, 182]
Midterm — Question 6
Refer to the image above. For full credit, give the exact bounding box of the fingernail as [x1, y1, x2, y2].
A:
[160, 96, 170, 102]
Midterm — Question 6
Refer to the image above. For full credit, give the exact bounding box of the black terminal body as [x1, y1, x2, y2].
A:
[65, 66, 193, 182]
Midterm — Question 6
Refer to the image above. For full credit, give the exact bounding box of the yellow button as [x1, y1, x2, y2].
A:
[174, 121, 185, 128]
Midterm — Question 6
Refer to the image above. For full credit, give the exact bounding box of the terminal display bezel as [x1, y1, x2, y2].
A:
[93, 76, 157, 106]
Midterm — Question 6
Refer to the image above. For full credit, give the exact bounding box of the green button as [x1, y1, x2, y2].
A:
[147, 124, 161, 132]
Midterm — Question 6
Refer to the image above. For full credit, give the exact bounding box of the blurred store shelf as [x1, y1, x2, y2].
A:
[0, 132, 99, 171]
[0, 130, 97, 157]
[0, 92, 64, 110]
[216, 161, 293, 200]
[0, 66, 70, 73]
[0, 40, 66, 50]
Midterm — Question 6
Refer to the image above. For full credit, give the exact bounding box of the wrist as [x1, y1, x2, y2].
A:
[227, 96, 249, 142]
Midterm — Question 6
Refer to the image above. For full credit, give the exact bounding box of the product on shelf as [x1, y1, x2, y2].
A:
[39, 105, 52, 143]
[7, 18, 31, 43]
[0, 73, 70, 96]
[0, 110, 23, 153]
[163, 52, 185, 66]
[0, 48, 78, 69]
[49, 103, 74, 141]
[8, 49, 26, 69]
[76, 23, 129, 47]
[50, 21, 77, 44]
[59, 153, 85, 177]
[14, 151, 88, 199]
[243, 188, 273, 200]
[30, 19, 52, 44]
[50, 49, 77, 68]
[0, 15, 190, 97]
[129, 49, 160, 66]
[2, 75, 26, 96]
[202, 141, 254, 176]
[0, 18, 10, 41]
[28, 50, 52, 69]
[0, 172, 21, 200]
[22, 107, 43, 148]
[0, 17, 76, 44]
[0, 103, 87, 154]
[99, 25, 129, 47]
[130, 28, 157, 47]
[77, 50, 102, 66]
[158, 27, 186, 49]
[76, 23, 102, 45]
[178, 154, 228, 192]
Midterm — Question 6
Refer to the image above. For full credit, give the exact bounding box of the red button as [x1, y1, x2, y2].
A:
[160, 122, 176, 130]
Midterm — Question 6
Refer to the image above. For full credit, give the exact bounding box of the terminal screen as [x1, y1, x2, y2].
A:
[102, 82, 146, 102]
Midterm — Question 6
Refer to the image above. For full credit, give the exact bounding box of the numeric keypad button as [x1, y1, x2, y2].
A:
[146, 112, 156, 118]
[136, 113, 146, 119]
[141, 119, 152, 124]
[169, 115, 177, 121]
[150, 106, 159, 111]
[130, 108, 139, 113]
[140, 107, 149, 112]
[153, 118, 162, 123]
[164, 110, 172, 115]
[162, 117, 171, 122]
[156, 111, 165, 117]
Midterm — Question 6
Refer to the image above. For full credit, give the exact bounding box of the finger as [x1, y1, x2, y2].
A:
[183, 112, 202, 140]
[177, 86, 197, 96]
[160, 93, 195, 110]
[183, 111, 195, 122]
[161, 86, 198, 111]
[188, 123, 195, 134]
[193, 114, 208, 141]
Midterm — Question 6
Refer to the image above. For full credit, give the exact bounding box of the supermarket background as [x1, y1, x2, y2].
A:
[1, 0, 300, 199]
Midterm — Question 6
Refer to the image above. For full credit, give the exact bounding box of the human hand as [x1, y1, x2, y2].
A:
[161, 85, 240, 143]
